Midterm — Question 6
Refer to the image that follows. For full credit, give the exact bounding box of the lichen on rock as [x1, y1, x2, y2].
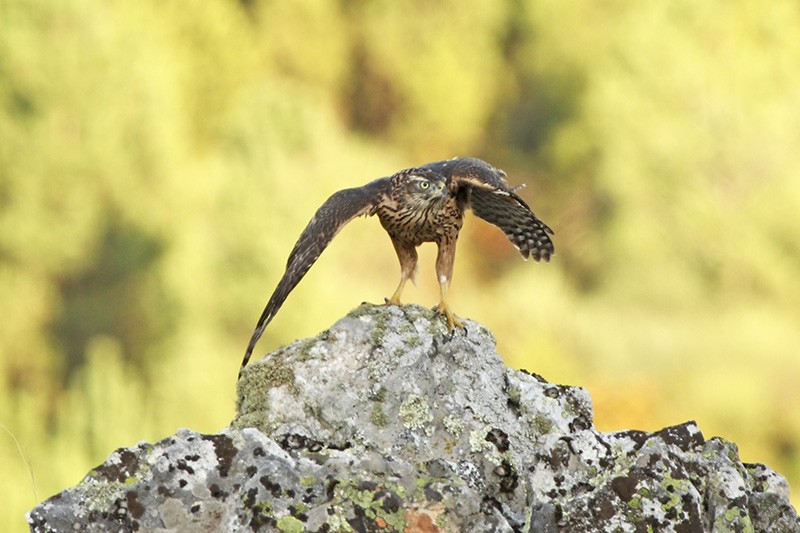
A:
[28, 304, 800, 532]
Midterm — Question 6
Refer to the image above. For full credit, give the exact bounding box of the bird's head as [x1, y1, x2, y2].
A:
[399, 169, 449, 207]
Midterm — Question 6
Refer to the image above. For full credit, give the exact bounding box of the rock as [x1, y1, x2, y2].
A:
[28, 304, 799, 532]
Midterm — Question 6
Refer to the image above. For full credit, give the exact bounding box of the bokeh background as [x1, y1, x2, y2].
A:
[2, 0, 800, 529]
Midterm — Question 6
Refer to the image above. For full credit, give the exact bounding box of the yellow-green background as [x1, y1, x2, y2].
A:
[2, 0, 799, 529]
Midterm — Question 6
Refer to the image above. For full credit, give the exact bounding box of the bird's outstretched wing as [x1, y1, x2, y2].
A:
[240, 177, 392, 376]
[421, 157, 555, 261]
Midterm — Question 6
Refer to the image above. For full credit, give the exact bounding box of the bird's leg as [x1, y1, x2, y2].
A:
[387, 278, 407, 306]
[386, 239, 417, 306]
[433, 237, 464, 330]
[433, 279, 464, 331]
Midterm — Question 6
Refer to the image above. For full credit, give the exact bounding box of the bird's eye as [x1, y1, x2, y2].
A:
[419, 180, 430, 190]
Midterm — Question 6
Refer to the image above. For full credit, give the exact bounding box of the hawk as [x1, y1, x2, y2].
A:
[240, 157, 554, 374]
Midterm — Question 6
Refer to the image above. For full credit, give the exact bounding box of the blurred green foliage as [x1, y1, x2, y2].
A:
[2, 0, 799, 529]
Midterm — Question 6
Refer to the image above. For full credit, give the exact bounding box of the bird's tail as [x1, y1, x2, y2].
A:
[239, 332, 261, 380]
[238, 299, 282, 380]
[238, 270, 299, 379]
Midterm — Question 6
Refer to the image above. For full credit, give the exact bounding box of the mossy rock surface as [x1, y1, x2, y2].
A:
[28, 305, 800, 532]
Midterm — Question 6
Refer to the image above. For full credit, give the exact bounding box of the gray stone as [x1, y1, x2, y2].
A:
[28, 304, 799, 532]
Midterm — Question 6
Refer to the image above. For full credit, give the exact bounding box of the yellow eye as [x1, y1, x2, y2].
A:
[419, 180, 430, 189]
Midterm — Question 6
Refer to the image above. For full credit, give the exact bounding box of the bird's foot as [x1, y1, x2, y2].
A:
[432, 302, 465, 331]
[357, 297, 399, 307]
[384, 294, 402, 306]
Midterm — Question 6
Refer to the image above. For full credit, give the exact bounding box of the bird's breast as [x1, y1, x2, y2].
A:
[376, 199, 463, 246]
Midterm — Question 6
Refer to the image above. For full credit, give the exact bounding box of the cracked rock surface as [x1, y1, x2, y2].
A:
[28, 304, 799, 532]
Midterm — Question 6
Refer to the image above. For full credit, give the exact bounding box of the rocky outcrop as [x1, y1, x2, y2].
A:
[28, 304, 799, 532]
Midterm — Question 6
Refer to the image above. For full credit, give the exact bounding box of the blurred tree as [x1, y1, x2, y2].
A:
[342, 0, 507, 155]
[51, 218, 175, 383]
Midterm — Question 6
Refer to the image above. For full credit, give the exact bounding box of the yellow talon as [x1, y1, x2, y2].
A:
[433, 301, 464, 331]
[433, 277, 464, 330]
[385, 284, 404, 306]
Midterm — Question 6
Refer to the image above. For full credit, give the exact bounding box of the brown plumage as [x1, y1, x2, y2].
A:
[240, 157, 554, 376]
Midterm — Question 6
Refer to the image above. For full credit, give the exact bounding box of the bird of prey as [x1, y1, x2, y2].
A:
[240, 157, 554, 375]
